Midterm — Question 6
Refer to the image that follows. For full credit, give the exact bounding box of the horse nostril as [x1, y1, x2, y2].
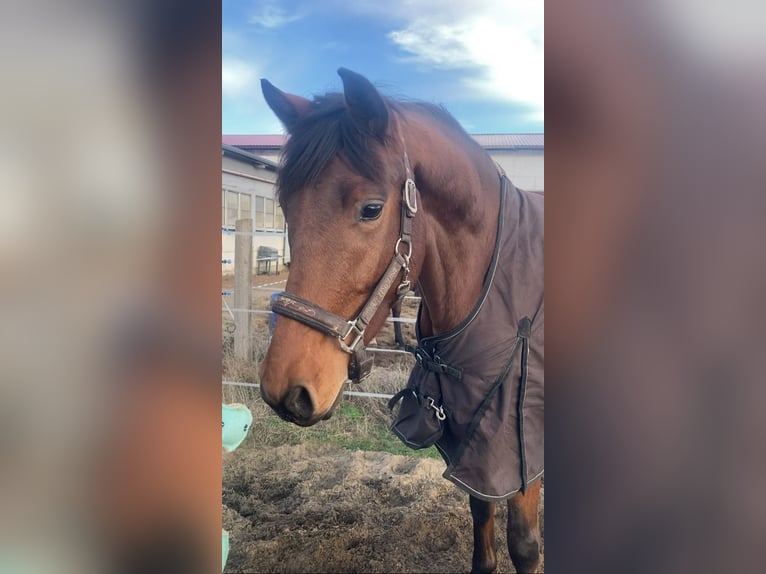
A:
[282, 385, 314, 421]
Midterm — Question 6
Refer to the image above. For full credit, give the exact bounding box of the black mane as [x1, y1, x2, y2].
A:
[277, 93, 477, 202]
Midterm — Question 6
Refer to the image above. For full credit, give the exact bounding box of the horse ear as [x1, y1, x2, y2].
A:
[261, 79, 312, 132]
[337, 67, 388, 139]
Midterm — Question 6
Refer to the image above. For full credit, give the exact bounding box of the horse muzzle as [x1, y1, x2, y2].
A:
[261, 379, 344, 427]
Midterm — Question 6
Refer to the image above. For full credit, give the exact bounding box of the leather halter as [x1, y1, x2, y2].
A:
[271, 152, 418, 384]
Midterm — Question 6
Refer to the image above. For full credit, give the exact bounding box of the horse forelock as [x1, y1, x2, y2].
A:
[276, 92, 483, 205]
[276, 93, 390, 203]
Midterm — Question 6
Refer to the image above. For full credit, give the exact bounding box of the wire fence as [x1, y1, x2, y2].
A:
[221, 227, 288, 237]
[222, 380, 395, 400]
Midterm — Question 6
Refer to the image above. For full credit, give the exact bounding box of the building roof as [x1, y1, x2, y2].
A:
[222, 143, 279, 169]
[222, 133, 544, 151]
[471, 133, 544, 149]
[222, 134, 286, 148]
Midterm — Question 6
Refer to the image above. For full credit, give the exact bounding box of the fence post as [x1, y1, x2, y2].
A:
[234, 219, 253, 361]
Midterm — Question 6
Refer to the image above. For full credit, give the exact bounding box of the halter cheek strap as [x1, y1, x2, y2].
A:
[271, 152, 418, 384]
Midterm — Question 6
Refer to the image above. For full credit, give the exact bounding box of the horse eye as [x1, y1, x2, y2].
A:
[359, 202, 383, 221]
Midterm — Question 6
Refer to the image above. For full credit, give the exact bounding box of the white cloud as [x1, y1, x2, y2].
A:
[248, 0, 305, 28]
[386, 0, 543, 121]
[222, 59, 258, 100]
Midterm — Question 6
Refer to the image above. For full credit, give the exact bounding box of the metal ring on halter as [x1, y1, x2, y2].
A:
[394, 237, 412, 260]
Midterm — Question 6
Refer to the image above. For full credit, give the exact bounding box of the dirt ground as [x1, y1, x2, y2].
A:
[222, 443, 544, 574]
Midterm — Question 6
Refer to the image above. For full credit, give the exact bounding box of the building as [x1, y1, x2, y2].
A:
[472, 134, 544, 192]
[221, 133, 543, 272]
[221, 144, 286, 274]
[222, 133, 544, 192]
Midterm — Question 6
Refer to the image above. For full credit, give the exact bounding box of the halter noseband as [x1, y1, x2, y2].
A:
[270, 151, 418, 384]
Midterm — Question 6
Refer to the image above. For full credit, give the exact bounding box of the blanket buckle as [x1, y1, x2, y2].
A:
[426, 397, 446, 421]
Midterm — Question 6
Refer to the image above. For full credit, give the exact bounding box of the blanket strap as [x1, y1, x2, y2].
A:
[404, 344, 463, 381]
[516, 316, 532, 493]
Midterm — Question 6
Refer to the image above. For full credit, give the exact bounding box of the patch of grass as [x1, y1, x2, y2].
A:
[339, 403, 364, 421]
[331, 426, 441, 459]
[309, 408, 439, 459]
[228, 390, 441, 460]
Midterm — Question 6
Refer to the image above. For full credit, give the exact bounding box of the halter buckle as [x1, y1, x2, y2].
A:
[339, 320, 365, 354]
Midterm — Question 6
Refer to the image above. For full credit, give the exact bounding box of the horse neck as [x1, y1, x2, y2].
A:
[402, 117, 502, 337]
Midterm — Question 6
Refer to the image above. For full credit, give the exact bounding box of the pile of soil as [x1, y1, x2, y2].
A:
[223, 443, 544, 573]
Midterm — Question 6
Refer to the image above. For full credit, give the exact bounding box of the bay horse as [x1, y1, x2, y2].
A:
[259, 68, 543, 573]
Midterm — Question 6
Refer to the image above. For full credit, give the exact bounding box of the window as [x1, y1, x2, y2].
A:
[222, 190, 285, 231]
[253, 195, 284, 231]
[222, 189, 253, 228]
[240, 193, 251, 217]
[255, 196, 264, 229]
[264, 198, 274, 229]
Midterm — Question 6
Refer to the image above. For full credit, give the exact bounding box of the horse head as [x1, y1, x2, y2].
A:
[258, 68, 424, 426]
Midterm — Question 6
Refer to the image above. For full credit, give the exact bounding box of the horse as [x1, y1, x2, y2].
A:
[258, 68, 543, 574]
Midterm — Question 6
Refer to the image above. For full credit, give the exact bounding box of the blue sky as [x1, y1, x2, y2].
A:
[222, 0, 543, 135]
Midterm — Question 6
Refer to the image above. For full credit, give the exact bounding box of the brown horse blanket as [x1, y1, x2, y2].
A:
[393, 178, 544, 501]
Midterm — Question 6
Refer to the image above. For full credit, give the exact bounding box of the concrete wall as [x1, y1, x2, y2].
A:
[222, 157, 276, 194]
[488, 150, 544, 192]
[221, 232, 286, 275]
[236, 150, 281, 163]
